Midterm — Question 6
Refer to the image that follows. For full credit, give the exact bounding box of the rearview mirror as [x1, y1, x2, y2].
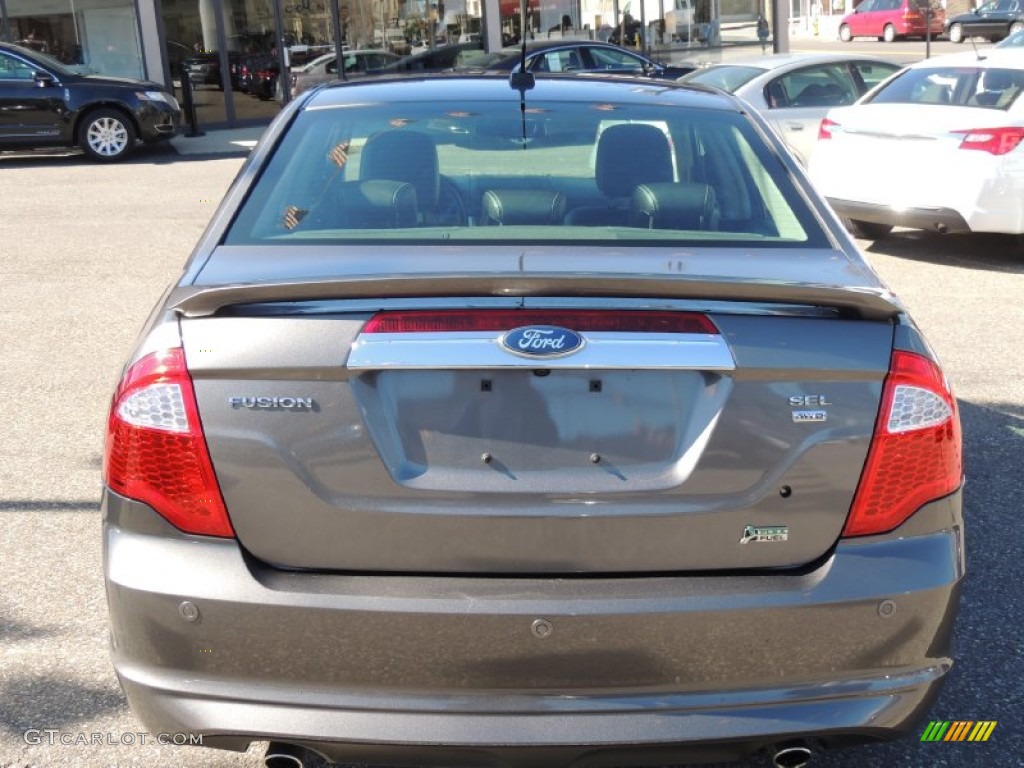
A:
[33, 71, 55, 87]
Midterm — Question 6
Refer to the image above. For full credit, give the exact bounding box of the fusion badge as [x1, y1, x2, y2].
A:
[740, 525, 789, 544]
[500, 326, 584, 359]
[229, 396, 315, 410]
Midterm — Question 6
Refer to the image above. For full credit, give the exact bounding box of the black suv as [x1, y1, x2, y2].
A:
[0, 42, 181, 161]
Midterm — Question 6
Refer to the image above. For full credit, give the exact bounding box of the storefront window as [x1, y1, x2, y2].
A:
[161, 0, 229, 124]
[5, 0, 144, 79]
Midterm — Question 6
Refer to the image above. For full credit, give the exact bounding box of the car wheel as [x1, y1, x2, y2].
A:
[843, 218, 893, 240]
[78, 108, 135, 162]
[949, 23, 964, 42]
[883, 24, 897, 42]
[1011, 21, 1024, 34]
[839, 24, 853, 41]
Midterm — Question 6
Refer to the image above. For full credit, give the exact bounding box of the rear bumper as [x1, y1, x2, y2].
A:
[104, 489, 964, 765]
[827, 198, 972, 234]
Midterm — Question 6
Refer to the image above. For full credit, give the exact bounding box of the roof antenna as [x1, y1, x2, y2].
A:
[969, 35, 985, 61]
[509, 0, 534, 148]
[509, 0, 535, 92]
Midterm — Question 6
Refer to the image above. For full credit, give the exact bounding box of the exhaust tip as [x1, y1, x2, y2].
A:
[773, 742, 812, 768]
[264, 742, 305, 768]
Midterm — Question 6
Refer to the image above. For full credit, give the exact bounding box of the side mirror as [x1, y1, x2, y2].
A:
[33, 71, 55, 87]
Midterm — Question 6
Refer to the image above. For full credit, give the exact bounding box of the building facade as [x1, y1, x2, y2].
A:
[0, 0, 758, 128]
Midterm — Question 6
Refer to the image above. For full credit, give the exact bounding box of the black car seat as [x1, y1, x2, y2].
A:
[359, 130, 440, 222]
[564, 123, 674, 225]
[973, 69, 1018, 107]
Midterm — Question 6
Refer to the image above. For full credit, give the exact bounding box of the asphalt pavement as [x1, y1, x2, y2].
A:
[0, 138, 1021, 768]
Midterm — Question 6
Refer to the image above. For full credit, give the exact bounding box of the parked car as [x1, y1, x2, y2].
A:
[809, 50, 1024, 240]
[104, 72, 964, 768]
[945, 0, 1024, 42]
[838, 0, 945, 42]
[291, 49, 401, 96]
[995, 25, 1024, 43]
[250, 57, 281, 100]
[680, 53, 901, 164]
[0, 42, 180, 161]
[368, 41, 485, 73]
[465, 41, 695, 78]
[182, 51, 244, 90]
[236, 52, 276, 94]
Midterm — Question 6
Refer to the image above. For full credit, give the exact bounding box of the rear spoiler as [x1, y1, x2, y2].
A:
[170, 274, 904, 321]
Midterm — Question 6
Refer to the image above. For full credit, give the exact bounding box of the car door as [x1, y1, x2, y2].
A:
[760, 63, 862, 165]
[0, 51, 66, 144]
[848, 0, 877, 36]
[971, 0, 1009, 36]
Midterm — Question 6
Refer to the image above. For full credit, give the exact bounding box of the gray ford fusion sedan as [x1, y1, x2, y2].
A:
[103, 73, 964, 768]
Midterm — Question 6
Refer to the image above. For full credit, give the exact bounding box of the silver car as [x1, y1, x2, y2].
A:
[104, 73, 964, 768]
[681, 53, 902, 164]
[290, 49, 401, 96]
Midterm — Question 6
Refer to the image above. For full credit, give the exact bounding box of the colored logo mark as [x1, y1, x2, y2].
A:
[500, 326, 584, 359]
[921, 721, 997, 742]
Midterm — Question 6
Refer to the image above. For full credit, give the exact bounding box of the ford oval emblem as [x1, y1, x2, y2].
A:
[500, 326, 584, 358]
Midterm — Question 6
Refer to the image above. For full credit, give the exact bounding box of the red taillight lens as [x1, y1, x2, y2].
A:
[843, 350, 961, 537]
[104, 349, 234, 538]
[818, 117, 838, 141]
[361, 309, 718, 334]
[952, 127, 1024, 156]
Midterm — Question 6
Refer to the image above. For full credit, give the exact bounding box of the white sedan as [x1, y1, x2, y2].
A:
[809, 50, 1024, 241]
[680, 53, 901, 165]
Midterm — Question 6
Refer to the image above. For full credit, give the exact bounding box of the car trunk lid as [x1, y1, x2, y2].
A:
[176, 245, 898, 574]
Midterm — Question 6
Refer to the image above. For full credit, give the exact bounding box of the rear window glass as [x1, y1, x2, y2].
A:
[867, 66, 1024, 109]
[681, 65, 766, 92]
[225, 95, 827, 248]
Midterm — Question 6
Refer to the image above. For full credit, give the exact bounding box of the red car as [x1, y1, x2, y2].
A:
[839, 0, 945, 42]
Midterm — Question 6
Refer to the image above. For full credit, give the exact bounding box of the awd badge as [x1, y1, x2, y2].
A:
[740, 524, 789, 544]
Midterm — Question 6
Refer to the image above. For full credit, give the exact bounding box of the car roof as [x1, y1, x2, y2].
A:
[0, 42, 38, 57]
[304, 72, 735, 111]
[468, 41, 656, 71]
[388, 42, 482, 63]
[995, 29, 1024, 46]
[906, 49, 1024, 68]
[500, 40, 651, 57]
[701, 52, 897, 71]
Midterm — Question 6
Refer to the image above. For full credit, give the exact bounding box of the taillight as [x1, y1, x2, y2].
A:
[361, 309, 718, 334]
[951, 127, 1024, 156]
[104, 349, 233, 537]
[818, 117, 838, 141]
[843, 350, 961, 537]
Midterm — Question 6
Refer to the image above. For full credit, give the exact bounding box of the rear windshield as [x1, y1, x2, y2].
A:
[867, 66, 1024, 109]
[680, 65, 766, 92]
[225, 95, 828, 247]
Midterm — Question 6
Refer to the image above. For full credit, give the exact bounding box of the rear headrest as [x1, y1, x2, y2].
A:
[595, 124, 674, 198]
[360, 131, 440, 210]
[334, 180, 418, 228]
[631, 182, 719, 231]
[981, 68, 1016, 92]
[480, 189, 567, 225]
